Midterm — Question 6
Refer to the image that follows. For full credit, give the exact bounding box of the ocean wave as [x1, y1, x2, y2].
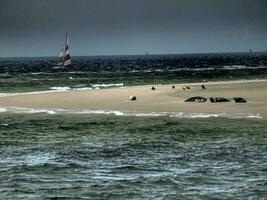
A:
[144, 70, 152, 72]
[73, 87, 93, 91]
[155, 69, 164, 72]
[50, 86, 71, 91]
[91, 83, 124, 88]
[0, 108, 7, 112]
[0, 153, 57, 167]
[0, 84, 119, 97]
[222, 65, 267, 70]
[130, 70, 140, 73]
[50, 86, 94, 91]
[8, 107, 58, 114]
[30, 72, 46, 75]
[0, 87, 89, 97]
[0, 91, 57, 97]
[127, 66, 267, 73]
[21, 153, 56, 166]
[0, 107, 264, 119]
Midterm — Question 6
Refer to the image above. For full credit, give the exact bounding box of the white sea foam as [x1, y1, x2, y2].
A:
[64, 71, 88, 74]
[246, 114, 263, 119]
[0, 152, 57, 166]
[168, 67, 215, 72]
[182, 113, 224, 118]
[0, 87, 94, 98]
[0, 83, 125, 98]
[166, 66, 267, 72]
[134, 112, 168, 117]
[50, 86, 71, 91]
[22, 153, 56, 166]
[73, 87, 93, 91]
[70, 110, 125, 116]
[0, 90, 57, 97]
[135, 69, 192, 73]
[47, 110, 56, 115]
[155, 69, 164, 72]
[75, 84, 87, 87]
[0, 106, 264, 119]
[0, 108, 7, 112]
[30, 72, 45, 75]
[130, 70, 140, 73]
[91, 83, 124, 88]
[222, 65, 267, 70]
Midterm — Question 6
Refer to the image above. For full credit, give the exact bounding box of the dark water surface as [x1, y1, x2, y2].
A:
[1, 53, 267, 93]
[0, 114, 266, 199]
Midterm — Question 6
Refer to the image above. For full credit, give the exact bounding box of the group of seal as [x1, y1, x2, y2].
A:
[129, 84, 247, 103]
[129, 85, 158, 101]
[210, 97, 247, 103]
[185, 96, 247, 103]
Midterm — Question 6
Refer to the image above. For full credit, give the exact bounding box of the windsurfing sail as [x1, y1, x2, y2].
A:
[55, 32, 71, 67]
[56, 49, 64, 66]
[64, 32, 71, 66]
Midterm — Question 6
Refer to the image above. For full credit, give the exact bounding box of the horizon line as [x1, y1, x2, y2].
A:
[0, 50, 266, 59]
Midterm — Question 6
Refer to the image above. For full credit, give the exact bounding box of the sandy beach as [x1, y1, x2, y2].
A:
[0, 79, 267, 114]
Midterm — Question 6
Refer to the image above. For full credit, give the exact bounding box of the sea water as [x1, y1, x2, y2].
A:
[1, 53, 267, 93]
[0, 114, 266, 199]
[0, 54, 267, 199]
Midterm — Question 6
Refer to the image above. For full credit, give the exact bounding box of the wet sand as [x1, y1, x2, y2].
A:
[0, 79, 267, 114]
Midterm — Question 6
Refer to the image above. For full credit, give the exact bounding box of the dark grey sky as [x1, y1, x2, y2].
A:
[0, 0, 267, 57]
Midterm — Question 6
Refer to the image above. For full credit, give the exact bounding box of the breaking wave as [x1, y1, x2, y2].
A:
[0, 83, 125, 97]
[127, 66, 267, 73]
[222, 65, 267, 70]
[0, 106, 263, 119]
[50, 86, 71, 91]
[91, 83, 124, 88]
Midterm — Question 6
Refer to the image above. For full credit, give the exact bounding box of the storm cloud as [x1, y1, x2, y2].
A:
[0, 0, 267, 57]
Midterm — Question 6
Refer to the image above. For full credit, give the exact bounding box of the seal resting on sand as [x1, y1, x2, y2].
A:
[151, 86, 156, 90]
[210, 97, 230, 103]
[185, 96, 207, 102]
[172, 85, 176, 89]
[183, 86, 191, 90]
[233, 97, 247, 103]
[129, 95, 137, 101]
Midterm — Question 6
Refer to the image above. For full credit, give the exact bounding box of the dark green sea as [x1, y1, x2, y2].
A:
[1, 53, 267, 93]
[0, 54, 267, 199]
[0, 114, 266, 199]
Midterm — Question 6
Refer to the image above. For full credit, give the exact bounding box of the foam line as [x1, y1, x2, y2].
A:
[0, 107, 263, 119]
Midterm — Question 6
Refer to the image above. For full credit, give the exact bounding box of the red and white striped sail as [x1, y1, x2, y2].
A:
[56, 32, 71, 67]
[64, 32, 71, 66]
[56, 49, 64, 66]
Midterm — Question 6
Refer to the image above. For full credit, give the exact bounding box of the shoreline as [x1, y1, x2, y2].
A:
[0, 79, 267, 117]
[0, 106, 264, 119]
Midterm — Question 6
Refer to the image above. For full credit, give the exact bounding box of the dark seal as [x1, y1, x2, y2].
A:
[210, 97, 230, 103]
[185, 96, 207, 102]
[233, 97, 247, 103]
